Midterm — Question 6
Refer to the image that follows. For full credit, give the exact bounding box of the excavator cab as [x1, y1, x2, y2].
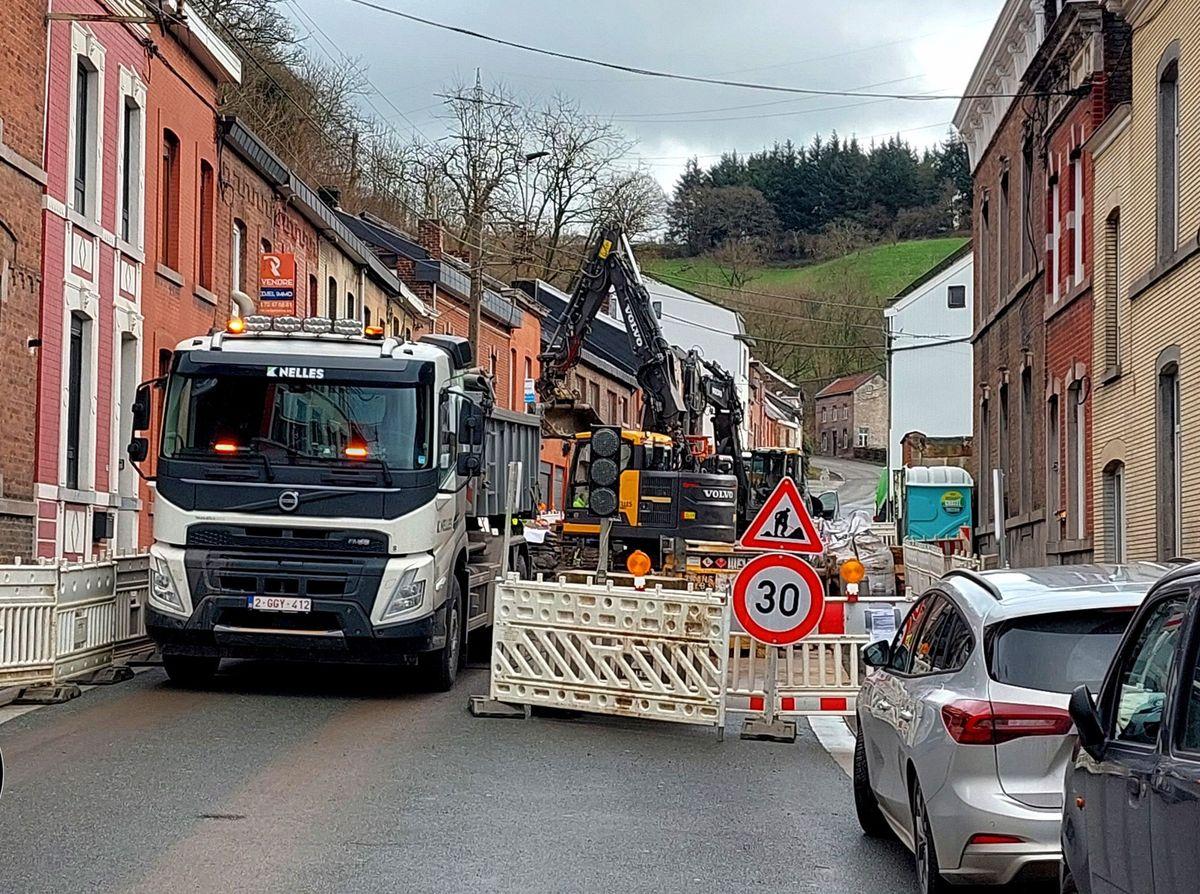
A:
[745, 447, 806, 516]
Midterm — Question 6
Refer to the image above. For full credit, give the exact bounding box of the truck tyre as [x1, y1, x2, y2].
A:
[419, 578, 464, 692]
[162, 654, 219, 688]
[853, 727, 890, 838]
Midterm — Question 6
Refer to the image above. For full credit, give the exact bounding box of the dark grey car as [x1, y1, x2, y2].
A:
[1063, 562, 1200, 894]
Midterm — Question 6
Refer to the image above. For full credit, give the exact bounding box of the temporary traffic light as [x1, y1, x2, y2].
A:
[586, 426, 624, 518]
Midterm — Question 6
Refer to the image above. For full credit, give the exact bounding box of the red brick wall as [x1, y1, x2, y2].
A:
[0, 0, 47, 558]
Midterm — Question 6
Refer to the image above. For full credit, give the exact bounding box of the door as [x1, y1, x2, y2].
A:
[863, 594, 937, 818]
[1087, 593, 1189, 894]
[1149, 591, 1200, 894]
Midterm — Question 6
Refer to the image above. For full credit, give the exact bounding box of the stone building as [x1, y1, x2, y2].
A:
[1090, 0, 1200, 562]
[814, 373, 887, 458]
[0, 0, 48, 558]
[954, 0, 1052, 566]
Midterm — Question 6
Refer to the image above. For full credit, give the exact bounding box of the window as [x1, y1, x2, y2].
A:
[346, 292, 356, 320]
[391, 316, 400, 337]
[65, 313, 87, 490]
[620, 396, 629, 425]
[841, 428, 848, 450]
[119, 99, 141, 242]
[1047, 394, 1061, 522]
[843, 404, 849, 421]
[364, 307, 371, 328]
[652, 300, 662, 318]
[888, 596, 934, 674]
[980, 199, 991, 312]
[1103, 461, 1126, 562]
[1104, 209, 1121, 372]
[1112, 596, 1188, 746]
[198, 160, 215, 290]
[1158, 49, 1180, 259]
[914, 602, 973, 675]
[309, 274, 318, 316]
[998, 171, 1010, 295]
[261, 237, 272, 254]
[999, 383, 1010, 518]
[821, 432, 829, 454]
[232, 219, 247, 293]
[510, 348, 519, 408]
[489, 350, 497, 377]
[821, 406, 827, 423]
[1181, 631, 1200, 753]
[1021, 368, 1033, 513]
[74, 60, 95, 213]
[1051, 175, 1062, 302]
[589, 381, 601, 410]
[990, 608, 1135, 694]
[856, 427, 868, 448]
[1067, 380, 1085, 538]
[947, 284, 966, 309]
[1021, 138, 1035, 274]
[327, 277, 338, 319]
[980, 398, 991, 525]
[1157, 358, 1181, 559]
[1072, 155, 1084, 285]
[159, 130, 180, 270]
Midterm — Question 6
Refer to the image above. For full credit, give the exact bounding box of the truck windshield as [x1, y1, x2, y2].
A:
[161, 373, 433, 469]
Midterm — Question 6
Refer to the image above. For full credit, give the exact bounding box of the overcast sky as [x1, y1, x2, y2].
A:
[288, 0, 1005, 190]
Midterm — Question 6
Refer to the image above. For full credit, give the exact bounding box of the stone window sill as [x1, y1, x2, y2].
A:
[194, 285, 217, 306]
[156, 264, 184, 287]
[1130, 235, 1200, 301]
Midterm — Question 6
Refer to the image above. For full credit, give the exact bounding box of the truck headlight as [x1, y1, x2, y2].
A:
[150, 555, 185, 613]
[381, 567, 426, 621]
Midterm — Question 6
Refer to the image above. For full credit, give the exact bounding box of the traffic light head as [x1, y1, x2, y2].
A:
[587, 426, 624, 518]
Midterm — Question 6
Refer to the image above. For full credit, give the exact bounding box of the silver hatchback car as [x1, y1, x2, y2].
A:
[853, 565, 1167, 893]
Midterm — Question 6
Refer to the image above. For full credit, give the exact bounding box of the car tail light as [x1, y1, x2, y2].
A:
[967, 833, 1024, 846]
[941, 700, 1073, 745]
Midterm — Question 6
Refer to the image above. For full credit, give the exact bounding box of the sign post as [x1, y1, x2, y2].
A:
[732, 552, 826, 742]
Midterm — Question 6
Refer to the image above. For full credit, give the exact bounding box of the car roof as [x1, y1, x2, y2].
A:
[940, 563, 1173, 624]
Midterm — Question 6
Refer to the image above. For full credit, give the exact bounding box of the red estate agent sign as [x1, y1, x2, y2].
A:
[259, 252, 296, 302]
[732, 553, 825, 646]
[740, 477, 824, 554]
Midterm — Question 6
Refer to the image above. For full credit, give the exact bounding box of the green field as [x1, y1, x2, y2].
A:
[644, 236, 969, 301]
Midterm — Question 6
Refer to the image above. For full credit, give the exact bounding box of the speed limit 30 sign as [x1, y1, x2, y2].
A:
[732, 553, 825, 646]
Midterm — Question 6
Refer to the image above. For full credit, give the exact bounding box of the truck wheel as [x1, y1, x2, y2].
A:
[419, 578, 464, 692]
[162, 654, 219, 688]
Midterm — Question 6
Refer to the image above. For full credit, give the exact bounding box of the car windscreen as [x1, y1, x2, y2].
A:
[988, 608, 1135, 693]
[161, 373, 432, 470]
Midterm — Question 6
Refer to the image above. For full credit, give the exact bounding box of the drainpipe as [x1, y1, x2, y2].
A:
[230, 289, 254, 317]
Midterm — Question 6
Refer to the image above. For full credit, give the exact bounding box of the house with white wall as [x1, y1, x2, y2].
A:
[884, 243, 974, 476]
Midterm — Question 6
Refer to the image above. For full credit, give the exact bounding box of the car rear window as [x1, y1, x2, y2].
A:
[988, 609, 1135, 693]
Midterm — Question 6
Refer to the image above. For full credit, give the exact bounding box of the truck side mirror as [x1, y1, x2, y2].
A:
[132, 382, 153, 432]
[128, 437, 149, 464]
[456, 452, 481, 477]
[1069, 685, 1107, 760]
[460, 401, 486, 447]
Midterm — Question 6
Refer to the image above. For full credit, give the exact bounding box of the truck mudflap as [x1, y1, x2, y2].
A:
[146, 597, 449, 664]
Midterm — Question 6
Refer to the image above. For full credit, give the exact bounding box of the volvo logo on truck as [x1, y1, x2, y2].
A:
[703, 488, 735, 501]
[278, 491, 300, 512]
[266, 366, 325, 379]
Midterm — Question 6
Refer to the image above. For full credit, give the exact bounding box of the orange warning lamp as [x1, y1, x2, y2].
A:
[364, 325, 385, 339]
[344, 444, 369, 459]
[226, 317, 246, 334]
[839, 557, 866, 584]
[625, 550, 652, 577]
[213, 440, 238, 454]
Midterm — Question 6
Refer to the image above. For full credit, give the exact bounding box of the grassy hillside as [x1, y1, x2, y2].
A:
[645, 236, 969, 301]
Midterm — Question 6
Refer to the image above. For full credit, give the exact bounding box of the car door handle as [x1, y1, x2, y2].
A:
[897, 709, 915, 722]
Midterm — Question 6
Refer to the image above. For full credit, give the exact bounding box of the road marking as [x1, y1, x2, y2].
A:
[808, 715, 855, 777]
[0, 705, 42, 726]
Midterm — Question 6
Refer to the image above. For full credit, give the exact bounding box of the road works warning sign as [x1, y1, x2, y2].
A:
[740, 477, 824, 554]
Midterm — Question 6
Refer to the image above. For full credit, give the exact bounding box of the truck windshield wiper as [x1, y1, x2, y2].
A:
[332, 457, 394, 488]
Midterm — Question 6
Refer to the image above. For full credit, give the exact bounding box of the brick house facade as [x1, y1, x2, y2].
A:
[36, 4, 152, 559]
[815, 373, 886, 457]
[0, 0, 48, 559]
[955, 0, 1053, 567]
[136, 10, 240, 547]
[1027, 3, 1132, 564]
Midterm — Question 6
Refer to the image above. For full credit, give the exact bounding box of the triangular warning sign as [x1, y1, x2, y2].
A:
[741, 477, 824, 554]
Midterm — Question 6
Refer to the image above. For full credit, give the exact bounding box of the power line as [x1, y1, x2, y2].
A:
[335, 0, 1076, 102]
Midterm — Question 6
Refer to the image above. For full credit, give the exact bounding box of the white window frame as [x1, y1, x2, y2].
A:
[67, 24, 106, 225]
[1072, 156, 1084, 286]
[115, 66, 146, 252]
[59, 289, 99, 495]
[1051, 177, 1062, 303]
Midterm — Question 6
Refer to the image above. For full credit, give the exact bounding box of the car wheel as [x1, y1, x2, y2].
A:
[419, 578, 463, 692]
[162, 654, 219, 688]
[853, 727, 891, 838]
[911, 777, 949, 894]
[1060, 864, 1079, 894]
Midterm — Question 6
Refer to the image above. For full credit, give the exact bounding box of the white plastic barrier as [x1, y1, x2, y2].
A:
[727, 633, 870, 719]
[0, 554, 150, 687]
[490, 573, 729, 728]
[903, 540, 981, 596]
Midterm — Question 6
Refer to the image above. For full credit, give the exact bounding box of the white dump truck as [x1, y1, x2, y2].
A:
[128, 316, 539, 690]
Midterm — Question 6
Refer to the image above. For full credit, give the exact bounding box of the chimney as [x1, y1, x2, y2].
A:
[418, 218, 443, 261]
[318, 186, 342, 208]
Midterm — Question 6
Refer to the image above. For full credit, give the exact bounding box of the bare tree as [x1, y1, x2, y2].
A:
[593, 168, 667, 239]
[437, 73, 523, 350]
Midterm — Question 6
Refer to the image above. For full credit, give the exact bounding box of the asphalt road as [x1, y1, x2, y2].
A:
[809, 455, 884, 518]
[0, 663, 922, 894]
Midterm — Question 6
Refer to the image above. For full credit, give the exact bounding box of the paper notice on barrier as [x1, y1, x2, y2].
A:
[865, 606, 898, 642]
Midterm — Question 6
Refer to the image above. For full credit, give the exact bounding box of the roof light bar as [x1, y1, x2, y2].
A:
[243, 315, 272, 332]
[273, 316, 302, 333]
[333, 319, 363, 336]
[302, 317, 333, 334]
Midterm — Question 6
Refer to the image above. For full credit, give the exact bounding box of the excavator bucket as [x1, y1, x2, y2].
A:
[540, 398, 604, 440]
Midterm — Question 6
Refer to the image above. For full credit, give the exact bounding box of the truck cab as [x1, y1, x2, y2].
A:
[132, 316, 495, 690]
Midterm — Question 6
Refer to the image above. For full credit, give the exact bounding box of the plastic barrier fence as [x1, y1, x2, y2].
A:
[490, 574, 729, 728]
